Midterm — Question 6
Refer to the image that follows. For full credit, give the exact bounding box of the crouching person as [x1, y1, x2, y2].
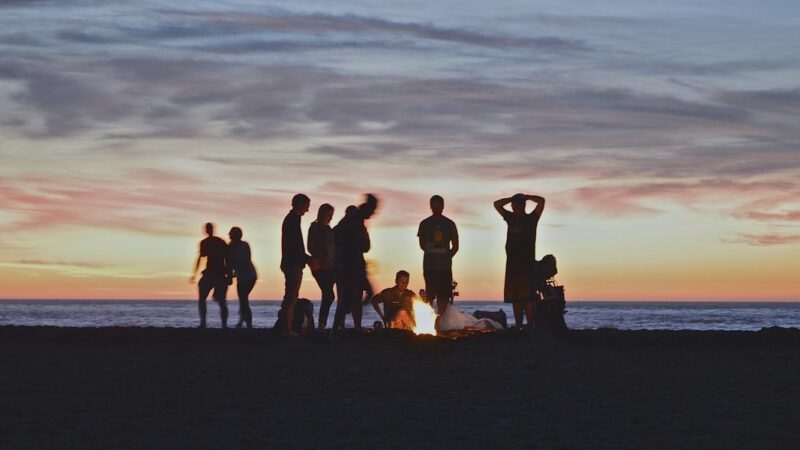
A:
[370, 270, 416, 331]
[274, 298, 316, 335]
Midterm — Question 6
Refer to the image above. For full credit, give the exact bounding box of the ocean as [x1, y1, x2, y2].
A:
[1, 300, 799, 330]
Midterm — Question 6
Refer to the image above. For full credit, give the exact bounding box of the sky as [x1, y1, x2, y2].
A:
[0, 0, 798, 301]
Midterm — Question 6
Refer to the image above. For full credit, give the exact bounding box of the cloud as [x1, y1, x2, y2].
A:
[565, 179, 799, 217]
[14, 259, 110, 269]
[726, 233, 800, 246]
[0, 170, 289, 235]
[717, 88, 800, 115]
[177, 10, 589, 52]
[735, 210, 800, 222]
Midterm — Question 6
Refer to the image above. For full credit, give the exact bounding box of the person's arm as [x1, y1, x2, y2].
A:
[306, 224, 316, 257]
[370, 295, 386, 324]
[417, 222, 426, 252]
[225, 245, 233, 285]
[306, 225, 319, 270]
[304, 305, 315, 332]
[190, 255, 201, 283]
[190, 242, 203, 283]
[527, 195, 545, 217]
[361, 226, 371, 253]
[450, 222, 459, 258]
[493, 197, 512, 217]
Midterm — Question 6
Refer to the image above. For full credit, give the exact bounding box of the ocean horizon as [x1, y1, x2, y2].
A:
[2, 299, 799, 331]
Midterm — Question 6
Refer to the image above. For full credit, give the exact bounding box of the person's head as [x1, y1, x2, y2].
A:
[359, 193, 379, 220]
[429, 195, 444, 215]
[395, 270, 410, 290]
[511, 193, 526, 215]
[317, 203, 334, 224]
[228, 226, 243, 242]
[292, 193, 310, 215]
[204, 222, 214, 236]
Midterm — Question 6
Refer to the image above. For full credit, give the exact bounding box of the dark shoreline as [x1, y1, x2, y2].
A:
[2, 327, 799, 449]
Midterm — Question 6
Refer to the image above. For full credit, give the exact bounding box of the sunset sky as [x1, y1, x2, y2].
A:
[1, 0, 798, 301]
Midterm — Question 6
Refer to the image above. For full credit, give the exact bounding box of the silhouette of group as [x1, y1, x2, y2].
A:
[190, 191, 546, 333]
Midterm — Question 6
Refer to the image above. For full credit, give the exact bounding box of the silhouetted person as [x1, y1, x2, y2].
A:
[370, 270, 416, 330]
[280, 194, 314, 337]
[332, 194, 378, 334]
[357, 194, 379, 306]
[228, 226, 257, 329]
[418, 195, 459, 314]
[273, 298, 315, 334]
[494, 193, 545, 330]
[308, 203, 336, 330]
[190, 222, 231, 328]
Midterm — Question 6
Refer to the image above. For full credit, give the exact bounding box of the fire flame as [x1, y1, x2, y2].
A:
[412, 299, 437, 335]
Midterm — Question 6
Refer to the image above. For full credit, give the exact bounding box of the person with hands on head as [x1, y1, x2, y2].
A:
[494, 193, 545, 330]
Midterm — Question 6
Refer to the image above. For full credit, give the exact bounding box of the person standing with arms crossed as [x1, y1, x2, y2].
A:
[494, 193, 545, 330]
[281, 194, 315, 336]
[417, 195, 459, 315]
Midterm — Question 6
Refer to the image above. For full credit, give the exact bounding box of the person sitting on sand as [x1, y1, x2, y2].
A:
[228, 226, 257, 329]
[190, 222, 231, 328]
[370, 270, 417, 331]
[274, 298, 315, 335]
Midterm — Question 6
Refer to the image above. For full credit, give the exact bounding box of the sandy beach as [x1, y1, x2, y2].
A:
[1, 326, 798, 449]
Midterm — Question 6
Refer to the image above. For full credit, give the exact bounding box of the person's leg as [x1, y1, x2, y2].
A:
[332, 276, 358, 333]
[352, 292, 362, 329]
[213, 278, 228, 328]
[282, 267, 302, 335]
[423, 271, 434, 305]
[512, 302, 524, 329]
[197, 276, 212, 328]
[523, 300, 535, 330]
[234, 281, 244, 328]
[315, 270, 335, 329]
[435, 271, 452, 315]
[238, 279, 255, 328]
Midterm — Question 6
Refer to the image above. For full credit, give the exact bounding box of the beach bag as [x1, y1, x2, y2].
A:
[536, 283, 567, 335]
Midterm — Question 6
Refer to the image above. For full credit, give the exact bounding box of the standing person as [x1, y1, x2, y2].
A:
[228, 226, 257, 329]
[308, 203, 336, 330]
[494, 193, 545, 330]
[417, 195, 459, 315]
[280, 193, 314, 337]
[370, 270, 417, 330]
[332, 194, 378, 334]
[190, 222, 231, 328]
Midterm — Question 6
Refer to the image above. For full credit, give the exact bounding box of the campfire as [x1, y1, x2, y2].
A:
[412, 299, 437, 335]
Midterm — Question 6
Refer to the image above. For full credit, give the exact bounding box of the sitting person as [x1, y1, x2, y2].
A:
[274, 298, 315, 334]
[370, 270, 417, 330]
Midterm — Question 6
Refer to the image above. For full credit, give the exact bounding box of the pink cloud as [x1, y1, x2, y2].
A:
[0, 172, 288, 235]
[566, 178, 799, 218]
[727, 233, 800, 246]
